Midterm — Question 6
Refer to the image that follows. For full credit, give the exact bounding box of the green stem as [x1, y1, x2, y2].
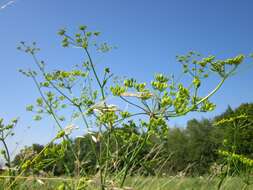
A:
[114, 112, 147, 125]
[120, 96, 148, 113]
[120, 131, 150, 187]
[84, 48, 106, 100]
[195, 77, 226, 105]
[103, 124, 112, 186]
[168, 77, 227, 118]
[1, 139, 11, 176]
[83, 47, 110, 190]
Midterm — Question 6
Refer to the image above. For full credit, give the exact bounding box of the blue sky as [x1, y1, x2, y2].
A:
[0, 0, 253, 157]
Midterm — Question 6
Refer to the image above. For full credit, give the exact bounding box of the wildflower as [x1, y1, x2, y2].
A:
[64, 124, 79, 135]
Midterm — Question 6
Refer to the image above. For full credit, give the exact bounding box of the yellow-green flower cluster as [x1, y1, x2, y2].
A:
[200, 99, 216, 112]
[214, 114, 248, 126]
[197, 56, 215, 67]
[110, 85, 126, 96]
[134, 83, 146, 92]
[193, 77, 201, 88]
[124, 78, 147, 92]
[21, 160, 32, 170]
[160, 92, 172, 108]
[99, 111, 118, 125]
[151, 73, 169, 92]
[58, 25, 101, 49]
[224, 55, 245, 65]
[173, 84, 190, 113]
[45, 70, 87, 81]
[120, 111, 131, 119]
[218, 150, 253, 167]
[124, 78, 136, 88]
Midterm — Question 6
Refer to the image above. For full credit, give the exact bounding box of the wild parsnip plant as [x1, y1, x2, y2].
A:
[16, 25, 247, 189]
[214, 114, 253, 189]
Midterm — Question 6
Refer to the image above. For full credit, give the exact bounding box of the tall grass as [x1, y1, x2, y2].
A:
[0, 175, 252, 190]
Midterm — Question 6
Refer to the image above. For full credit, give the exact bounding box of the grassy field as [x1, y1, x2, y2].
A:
[124, 176, 252, 190]
[0, 175, 252, 190]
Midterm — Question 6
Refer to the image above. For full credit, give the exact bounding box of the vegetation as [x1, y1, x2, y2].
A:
[11, 103, 253, 177]
[0, 25, 252, 189]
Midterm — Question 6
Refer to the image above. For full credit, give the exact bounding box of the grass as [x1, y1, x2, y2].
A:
[124, 176, 252, 190]
[0, 175, 252, 190]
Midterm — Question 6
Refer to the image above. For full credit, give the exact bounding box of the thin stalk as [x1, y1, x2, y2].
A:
[1, 139, 11, 176]
[120, 131, 150, 187]
[120, 96, 148, 113]
[84, 48, 105, 100]
[102, 124, 113, 186]
[113, 112, 147, 125]
[83, 47, 110, 190]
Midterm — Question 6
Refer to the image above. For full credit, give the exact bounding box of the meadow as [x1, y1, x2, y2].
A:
[0, 176, 252, 190]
